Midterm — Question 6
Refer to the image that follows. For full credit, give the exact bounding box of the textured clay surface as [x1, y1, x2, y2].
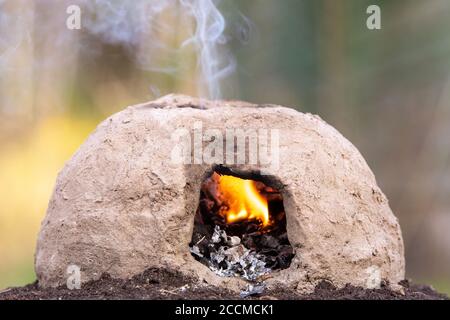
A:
[35, 94, 405, 293]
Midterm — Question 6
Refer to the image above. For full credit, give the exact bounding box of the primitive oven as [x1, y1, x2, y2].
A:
[35, 94, 405, 293]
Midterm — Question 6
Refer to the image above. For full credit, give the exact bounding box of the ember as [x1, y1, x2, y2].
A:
[189, 171, 294, 281]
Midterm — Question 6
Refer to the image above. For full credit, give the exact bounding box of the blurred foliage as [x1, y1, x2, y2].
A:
[0, 0, 449, 294]
[0, 116, 98, 289]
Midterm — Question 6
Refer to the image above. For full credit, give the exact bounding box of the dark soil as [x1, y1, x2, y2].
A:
[0, 268, 447, 300]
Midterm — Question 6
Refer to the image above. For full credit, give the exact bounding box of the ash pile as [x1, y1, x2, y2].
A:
[189, 172, 295, 282]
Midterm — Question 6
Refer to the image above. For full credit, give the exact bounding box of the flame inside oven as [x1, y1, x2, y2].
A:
[215, 173, 271, 228]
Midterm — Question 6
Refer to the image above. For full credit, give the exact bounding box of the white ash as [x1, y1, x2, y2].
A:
[227, 236, 241, 247]
[179, 284, 189, 292]
[211, 227, 226, 243]
[240, 283, 266, 298]
[190, 226, 271, 281]
[189, 245, 203, 258]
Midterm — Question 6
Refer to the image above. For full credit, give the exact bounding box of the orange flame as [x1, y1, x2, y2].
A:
[216, 174, 270, 227]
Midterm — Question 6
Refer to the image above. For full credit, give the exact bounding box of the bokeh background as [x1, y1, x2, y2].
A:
[1, 0, 449, 294]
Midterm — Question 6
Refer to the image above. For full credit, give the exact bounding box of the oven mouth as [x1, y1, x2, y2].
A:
[189, 166, 295, 281]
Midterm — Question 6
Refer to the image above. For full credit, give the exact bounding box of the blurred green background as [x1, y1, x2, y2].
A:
[1, 0, 449, 294]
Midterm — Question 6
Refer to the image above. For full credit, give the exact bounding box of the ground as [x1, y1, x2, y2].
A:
[0, 268, 447, 300]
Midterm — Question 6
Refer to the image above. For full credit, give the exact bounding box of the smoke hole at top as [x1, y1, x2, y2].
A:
[189, 171, 294, 281]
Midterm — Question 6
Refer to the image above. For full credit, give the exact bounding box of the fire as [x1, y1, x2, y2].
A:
[215, 173, 270, 227]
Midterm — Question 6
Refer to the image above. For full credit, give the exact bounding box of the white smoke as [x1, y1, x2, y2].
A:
[78, 0, 242, 99]
[82, 0, 238, 99]
[0, 0, 31, 71]
[181, 0, 236, 99]
[0, 0, 249, 100]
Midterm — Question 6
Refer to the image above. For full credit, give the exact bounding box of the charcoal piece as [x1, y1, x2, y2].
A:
[199, 198, 215, 214]
[277, 232, 290, 244]
[261, 256, 278, 269]
[259, 235, 280, 248]
[201, 176, 222, 206]
[245, 223, 261, 234]
[263, 186, 277, 193]
[277, 246, 295, 269]
[259, 248, 279, 256]
[241, 235, 256, 250]
[191, 223, 210, 240]
[265, 193, 283, 202]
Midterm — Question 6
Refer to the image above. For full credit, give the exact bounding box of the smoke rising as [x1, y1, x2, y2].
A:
[181, 0, 237, 99]
[0, 0, 249, 100]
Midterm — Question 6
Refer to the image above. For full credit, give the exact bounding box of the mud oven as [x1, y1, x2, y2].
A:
[35, 94, 405, 293]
